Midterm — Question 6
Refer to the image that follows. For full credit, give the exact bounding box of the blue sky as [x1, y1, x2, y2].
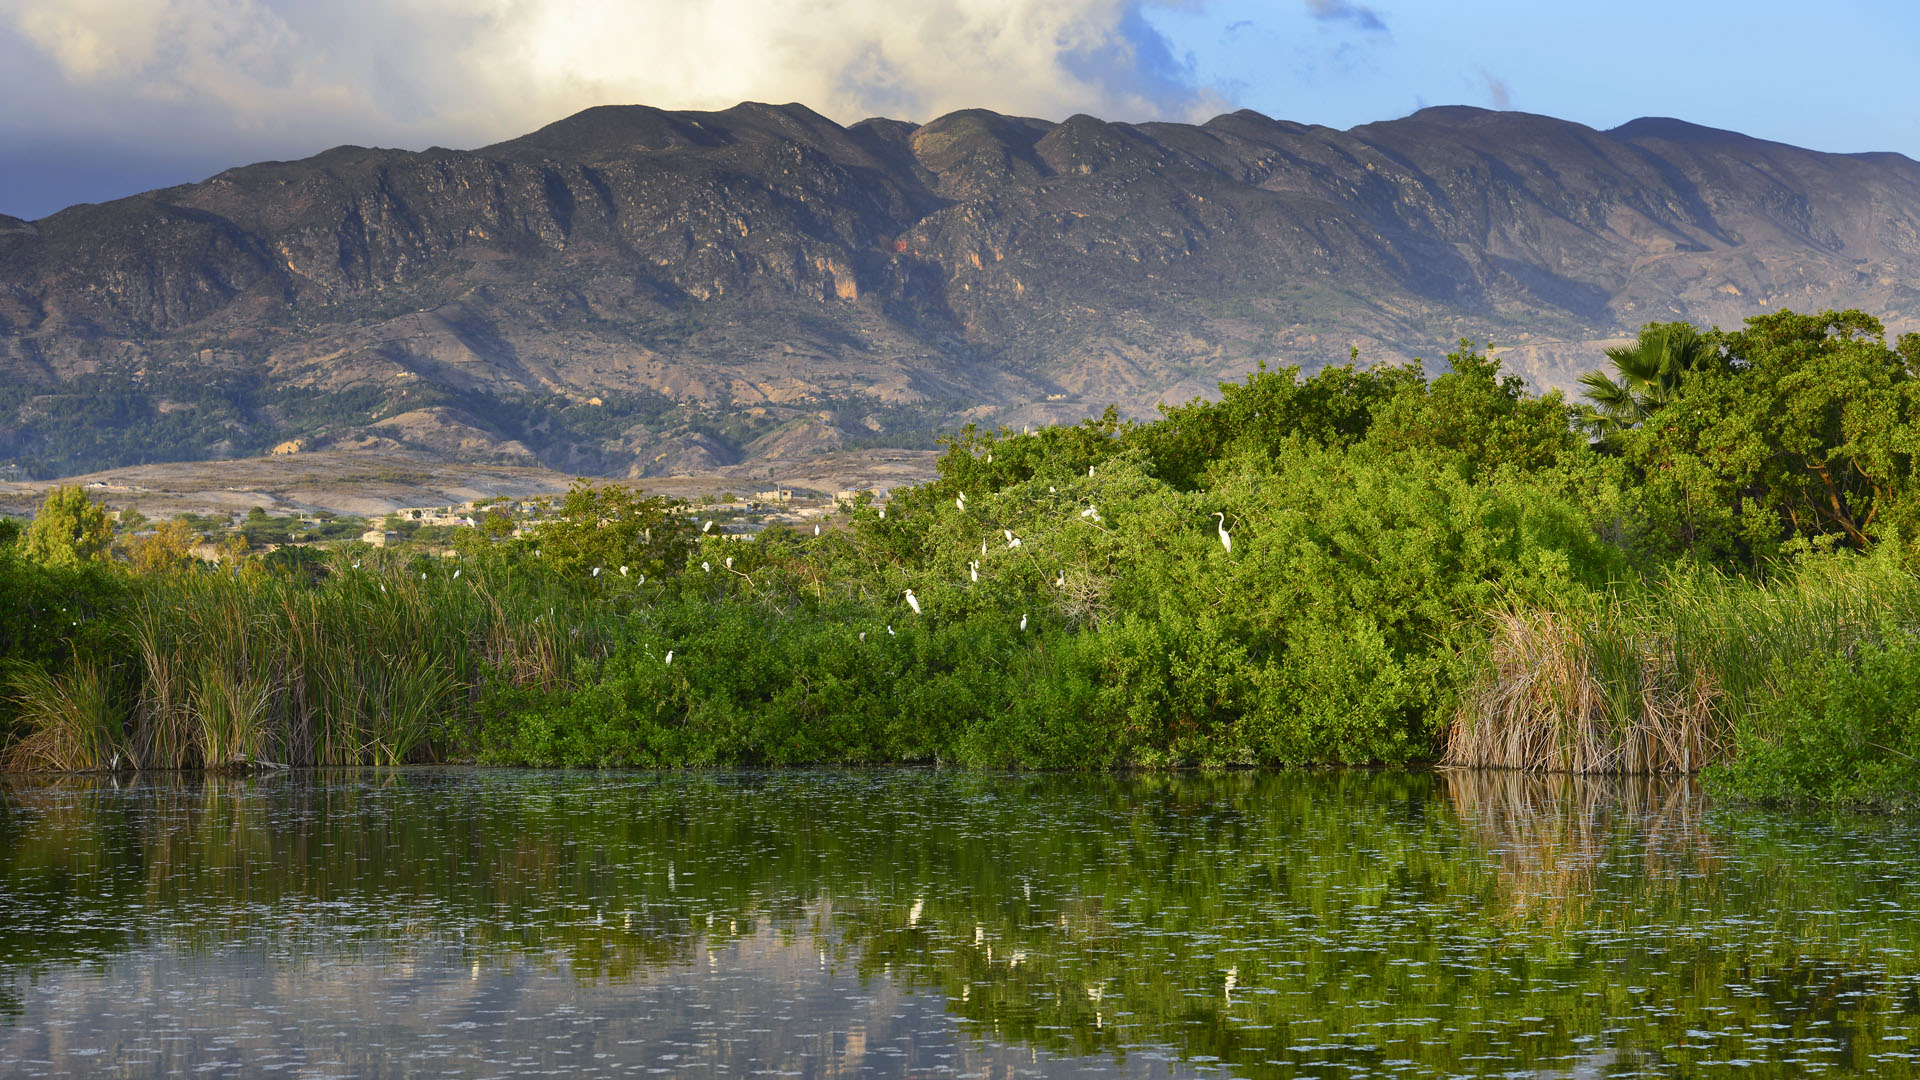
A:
[1145, 0, 1920, 152]
[1, 0, 1915, 220]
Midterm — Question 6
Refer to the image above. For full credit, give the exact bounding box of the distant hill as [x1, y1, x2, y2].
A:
[3, 101, 1918, 477]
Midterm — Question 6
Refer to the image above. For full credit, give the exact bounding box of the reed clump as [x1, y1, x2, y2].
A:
[1446, 553, 1920, 773]
[9, 551, 619, 771]
[1, 661, 121, 772]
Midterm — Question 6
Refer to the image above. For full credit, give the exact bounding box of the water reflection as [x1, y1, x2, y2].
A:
[1, 769, 1918, 1077]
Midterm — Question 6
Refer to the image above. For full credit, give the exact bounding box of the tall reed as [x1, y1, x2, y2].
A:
[1447, 553, 1920, 773]
[1, 661, 120, 771]
[94, 551, 620, 770]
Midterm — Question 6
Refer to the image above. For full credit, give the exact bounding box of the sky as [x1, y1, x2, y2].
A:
[1, 0, 1917, 220]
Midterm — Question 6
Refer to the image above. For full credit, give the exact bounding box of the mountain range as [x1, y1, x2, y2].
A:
[3, 101, 1918, 479]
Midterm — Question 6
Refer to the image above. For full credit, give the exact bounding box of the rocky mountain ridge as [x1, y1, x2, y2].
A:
[3, 101, 1918, 477]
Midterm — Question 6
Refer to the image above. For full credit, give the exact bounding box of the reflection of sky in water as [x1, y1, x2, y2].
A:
[2, 769, 1920, 1077]
[3, 929, 1209, 1078]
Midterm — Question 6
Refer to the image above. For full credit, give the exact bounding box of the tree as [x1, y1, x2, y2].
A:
[1578, 321, 1720, 435]
[23, 486, 113, 568]
[127, 518, 197, 574]
[1617, 309, 1920, 562]
[525, 480, 693, 578]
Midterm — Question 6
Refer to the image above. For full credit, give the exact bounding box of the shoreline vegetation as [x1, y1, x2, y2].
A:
[4, 308, 1920, 807]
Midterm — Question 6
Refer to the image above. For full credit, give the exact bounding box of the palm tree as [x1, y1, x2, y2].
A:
[1579, 322, 1717, 435]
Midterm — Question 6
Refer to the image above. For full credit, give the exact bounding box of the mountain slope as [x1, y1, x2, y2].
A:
[3, 102, 1917, 477]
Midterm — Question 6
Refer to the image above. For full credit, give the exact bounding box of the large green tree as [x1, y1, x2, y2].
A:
[23, 486, 114, 569]
[1616, 310, 1920, 562]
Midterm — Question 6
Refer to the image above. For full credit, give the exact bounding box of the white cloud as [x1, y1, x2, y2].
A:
[0, 0, 1219, 153]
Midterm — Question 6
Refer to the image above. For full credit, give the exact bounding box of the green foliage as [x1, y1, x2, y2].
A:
[1578, 321, 1722, 435]
[24, 487, 114, 569]
[1707, 637, 1920, 808]
[1595, 309, 1920, 565]
[4, 311, 1919, 796]
[521, 479, 694, 579]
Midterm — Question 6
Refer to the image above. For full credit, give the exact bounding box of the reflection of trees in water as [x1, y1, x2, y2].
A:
[2, 770, 1919, 1077]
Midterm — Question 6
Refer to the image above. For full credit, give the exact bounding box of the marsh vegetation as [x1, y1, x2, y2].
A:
[4, 309, 1919, 805]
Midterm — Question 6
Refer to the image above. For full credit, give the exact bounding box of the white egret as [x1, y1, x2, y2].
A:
[592, 566, 602, 577]
[1214, 512, 1232, 554]
[986, 453, 992, 463]
[1054, 571, 1065, 587]
[638, 574, 645, 584]
[1019, 613, 1028, 630]
[1049, 486, 1056, 494]
[724, 556, 733, 569]
[421, 571, 427, 579]
[879, 507, 886, 519]
[351, 560, 361, 569]
[380, 583, 386, 593]
[1080, 505, 1098, 519]
[1088, 465, 1095, 477]
[664, 650, 673, 665]
[887, 625, 895, 636]
[702, 520, 713, 533]
[814, 524, 820, 536]
[904, 589, 921, 615]
[453, 569, 460, 579]
[619, 565, 628, 576]
[956, 493, 966, 512]
[859, 631, 866, 642]
[702, 561, 711, 573]
[969, 561, 979, 582]
[982, 539, 989, 556]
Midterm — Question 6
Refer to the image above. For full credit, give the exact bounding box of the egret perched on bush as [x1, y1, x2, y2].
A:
[702, 520, 713, 533]
[702, 561, 711, 573]
[904, 589, 921, 615]
[1020, 613, 1027, 630]
[619, 565, 628, 576]
[725, 556, 733, 569]
[1214, 512, 1232, 554]
[956, 493, 967, 512]
[664, 650, 673, 665]
[969, 561, 979, 582]
[592, 566, 601, 577]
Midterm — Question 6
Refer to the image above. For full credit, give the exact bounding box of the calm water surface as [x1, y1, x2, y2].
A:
[1, 769, 1917, 1078]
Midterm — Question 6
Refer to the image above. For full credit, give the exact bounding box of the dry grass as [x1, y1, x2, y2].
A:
[1445, 607, 1722, 773]
[1446, 553, 1920, 773]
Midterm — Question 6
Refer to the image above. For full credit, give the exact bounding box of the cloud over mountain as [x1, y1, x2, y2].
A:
[2, 0, 1216, 149]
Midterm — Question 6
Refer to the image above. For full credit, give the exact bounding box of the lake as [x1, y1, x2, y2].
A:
[1, 768, 1917, 1078]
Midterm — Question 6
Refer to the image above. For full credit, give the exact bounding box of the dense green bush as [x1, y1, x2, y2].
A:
[1706, 636, 1920, 808]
